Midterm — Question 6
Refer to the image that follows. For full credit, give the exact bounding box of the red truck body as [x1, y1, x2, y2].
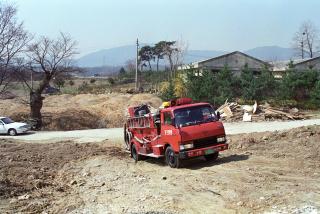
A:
[124, 98, 228, 168]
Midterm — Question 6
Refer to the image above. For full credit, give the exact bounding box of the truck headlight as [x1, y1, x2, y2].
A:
[180, 142, 194, 150]
[217, 136, 226, 143]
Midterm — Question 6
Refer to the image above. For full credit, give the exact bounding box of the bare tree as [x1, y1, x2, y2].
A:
[161, 40, 188, 78]
[162, 41, 177, 74]
[293, 21, 319, 59]
[24, 33, 77, 128]
[0, 3, 29, 94]
[172, 38, 188, 76]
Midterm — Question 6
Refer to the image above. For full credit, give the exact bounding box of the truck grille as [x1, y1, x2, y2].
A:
[193, 136, 221, 149]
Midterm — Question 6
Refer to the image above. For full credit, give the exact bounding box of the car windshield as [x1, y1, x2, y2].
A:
[174, 105, 217, 127]
[1, 117, 14, 124]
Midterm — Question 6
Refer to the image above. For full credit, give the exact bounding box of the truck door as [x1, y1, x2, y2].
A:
[160, 111, 179, 151]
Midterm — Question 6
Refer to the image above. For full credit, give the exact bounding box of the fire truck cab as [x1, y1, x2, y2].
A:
[124, 98, 228, 168]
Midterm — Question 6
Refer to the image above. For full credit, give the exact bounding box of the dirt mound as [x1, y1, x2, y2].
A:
[45, 109, 101, 130]
[0, 139, 127, 213]
[0, 93, 163, 131]
[228, 125, 320, 163]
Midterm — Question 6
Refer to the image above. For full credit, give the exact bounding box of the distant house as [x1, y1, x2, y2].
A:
[178, 51, 270, 76]
[293, 56, 320, 71]
[271, 56, 320, 78]
[179, 51, 320, 79]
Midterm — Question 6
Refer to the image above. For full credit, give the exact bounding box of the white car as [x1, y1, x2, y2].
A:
[0, 117, 31, 136]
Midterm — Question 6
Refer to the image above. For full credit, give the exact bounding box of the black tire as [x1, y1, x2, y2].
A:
[131, 144, 140, 161]
[8, 129, 17, 136]
[165, 146, 180, 168]
[204, 152, 219, 162]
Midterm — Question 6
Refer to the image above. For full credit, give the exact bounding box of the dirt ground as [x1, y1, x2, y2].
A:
[0, 93, 162, 130]
[0, 126, 319, 214]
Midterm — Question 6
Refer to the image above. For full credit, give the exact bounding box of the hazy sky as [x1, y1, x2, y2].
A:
[10, 0, 320, 56]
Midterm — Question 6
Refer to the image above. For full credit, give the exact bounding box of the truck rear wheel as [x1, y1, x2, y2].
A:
[131, 144, 140, 161]
[204, 152, 219, 162]
[165, 146, 180, 168]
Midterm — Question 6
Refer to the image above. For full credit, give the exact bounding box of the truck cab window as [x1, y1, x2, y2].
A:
[163, 112, 172, 125]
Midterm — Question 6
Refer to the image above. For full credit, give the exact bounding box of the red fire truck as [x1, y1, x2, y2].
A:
[124, 98, 228, 168]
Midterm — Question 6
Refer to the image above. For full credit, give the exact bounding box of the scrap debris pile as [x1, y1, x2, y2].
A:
[217, 101, 307, 122]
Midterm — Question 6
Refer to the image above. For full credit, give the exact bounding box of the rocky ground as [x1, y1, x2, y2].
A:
[0, 126, 319, 213]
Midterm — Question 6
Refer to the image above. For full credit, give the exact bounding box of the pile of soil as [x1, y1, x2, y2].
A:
[0, 93, 162, 131]
[228, 125, 320, 163]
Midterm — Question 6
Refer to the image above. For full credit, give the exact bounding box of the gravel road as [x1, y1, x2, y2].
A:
[1, 119, 320, 143]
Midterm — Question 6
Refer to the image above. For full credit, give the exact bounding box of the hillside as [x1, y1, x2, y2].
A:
[245, 46, 296, 61]
[77, 45, 298, 69]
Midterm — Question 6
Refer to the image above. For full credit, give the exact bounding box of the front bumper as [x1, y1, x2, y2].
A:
[179, 143, 228, 159]
[16, 128, 30, 134]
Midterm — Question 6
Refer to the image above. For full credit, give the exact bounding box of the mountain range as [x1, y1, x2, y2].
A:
[76, 45, 297, 68]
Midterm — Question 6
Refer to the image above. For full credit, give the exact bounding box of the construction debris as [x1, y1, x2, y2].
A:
[242, 112, 252, 122]
[217, 101, 306, 122]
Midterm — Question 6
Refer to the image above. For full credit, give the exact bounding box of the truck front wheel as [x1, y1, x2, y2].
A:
[165, 146, 180, 168]
[204, 152, 219, 162]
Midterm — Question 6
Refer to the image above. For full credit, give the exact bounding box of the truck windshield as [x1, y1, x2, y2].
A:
[1, 117, 14, 124]
[174, 106, 217, 127]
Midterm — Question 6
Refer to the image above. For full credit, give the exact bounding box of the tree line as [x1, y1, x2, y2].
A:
[161, 64, 320, 109]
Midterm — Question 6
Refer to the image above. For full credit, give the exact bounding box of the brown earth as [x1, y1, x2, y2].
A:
[0, 93, 162, 130]
[0, 126, 319, 213]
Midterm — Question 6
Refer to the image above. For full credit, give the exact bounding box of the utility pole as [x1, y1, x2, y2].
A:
[301, 32, 306, 59]
[135, 38, 139, 91]
[301, 41, 304, 59]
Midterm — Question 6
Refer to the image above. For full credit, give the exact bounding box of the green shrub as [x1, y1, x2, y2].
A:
[311, 80, 320, 107]
[279, 69, 318, 101]
[107, 77, 115, 85]
[160, 80, 175, 100]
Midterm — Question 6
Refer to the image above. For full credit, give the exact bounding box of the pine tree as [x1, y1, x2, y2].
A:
[280, 68, 318, 101]
[311, 80, 320, 106]
[255, 66, 277, 100]
[240, 64, 257, 100]
[215, 65, 233, 104]
[199, 69, 216, 104]
[185, 68, 204, 101]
